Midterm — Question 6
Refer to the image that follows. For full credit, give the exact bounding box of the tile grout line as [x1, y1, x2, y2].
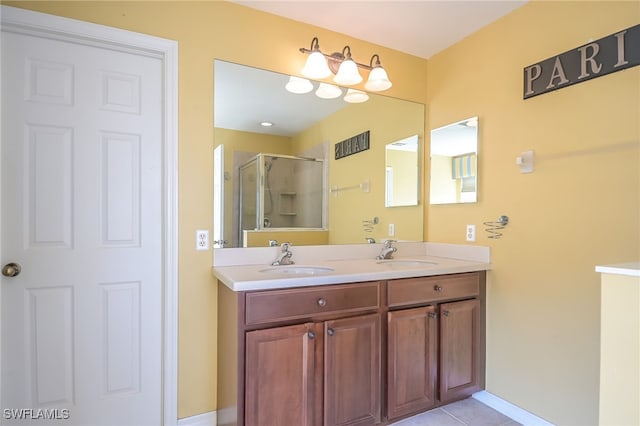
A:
[440, 407, 470, 425]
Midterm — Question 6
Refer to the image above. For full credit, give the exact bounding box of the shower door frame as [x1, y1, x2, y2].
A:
[237, 153, 327, 246]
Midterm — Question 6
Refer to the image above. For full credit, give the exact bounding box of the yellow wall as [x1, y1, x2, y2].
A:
[2, 1, 428, 418]
[427, 2, 639, 424]
[387, 149, 418, 206]
[294, 94, 425, 244]
[243, 229, 329, 247]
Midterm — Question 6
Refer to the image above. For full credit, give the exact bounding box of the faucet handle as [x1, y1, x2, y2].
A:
[281, 242, 292, 251]
[382, 239, 397, 248]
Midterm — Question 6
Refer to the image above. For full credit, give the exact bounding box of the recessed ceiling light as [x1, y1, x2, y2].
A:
[260, 121, 274, 127]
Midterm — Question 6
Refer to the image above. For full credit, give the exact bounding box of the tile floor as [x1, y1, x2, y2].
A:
[391, 397, 522, 426]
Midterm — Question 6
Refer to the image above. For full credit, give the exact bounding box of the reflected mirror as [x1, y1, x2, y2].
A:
[385, 135, 419, 207]
[429, 117, 478, 204]
[214, 60, 425, 248]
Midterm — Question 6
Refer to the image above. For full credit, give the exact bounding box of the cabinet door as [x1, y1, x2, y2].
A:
[245, 322, 322, 426]
[439, 298, 481, 402]
[387, 306, 438, 420]
[324, 314, 381, 426]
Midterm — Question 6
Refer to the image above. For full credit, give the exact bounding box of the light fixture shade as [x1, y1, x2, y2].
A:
[285, 76, 313, 94]
[364, 66, 392, 91]
[334, 59, 362, 85]
[344, 89, 369, 103]
[302, 51, 332, 79]
[315, 83, 342, 99]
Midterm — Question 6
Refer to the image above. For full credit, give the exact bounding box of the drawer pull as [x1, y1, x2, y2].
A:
[327, 328, 335, 336]
[308, 331, 316, 340]
[317, 297, 327, 307]
[434, 285, 443, 292]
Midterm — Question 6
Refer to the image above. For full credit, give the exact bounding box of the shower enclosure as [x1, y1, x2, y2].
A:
[239, 153, 325, 236]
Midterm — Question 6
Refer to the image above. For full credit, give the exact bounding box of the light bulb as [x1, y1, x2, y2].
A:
[334, 58, 362, 85]
[365, 66, 392, 91]
[315, 83, 342, 99]
[285, 76, 313, 94]
[301, 51, 331, 79]
[344, 89, 369, 103]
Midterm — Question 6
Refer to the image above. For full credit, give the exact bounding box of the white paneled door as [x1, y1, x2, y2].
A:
[1, 12, 169, 425]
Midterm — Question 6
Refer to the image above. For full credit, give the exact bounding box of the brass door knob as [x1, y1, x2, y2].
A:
[2, 263, 21, 277]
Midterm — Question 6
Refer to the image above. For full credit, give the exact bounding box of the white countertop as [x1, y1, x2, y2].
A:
[212, 242, 491, 292]
[595, 262, 640, 277]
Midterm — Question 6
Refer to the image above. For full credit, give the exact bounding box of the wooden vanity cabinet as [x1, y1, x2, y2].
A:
[386, 272, 485, 422]
[217, 271, 485, 426]
[387, 305, 438, 419]
[244, 322, 321, 426]
[218, 281, 382, 426]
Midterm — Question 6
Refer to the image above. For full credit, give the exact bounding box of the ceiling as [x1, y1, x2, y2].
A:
[233, 0, 528, 59]
[214, 60, 350, 137]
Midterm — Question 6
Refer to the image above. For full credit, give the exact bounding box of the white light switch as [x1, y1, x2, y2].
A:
[516, 150, 534, 173]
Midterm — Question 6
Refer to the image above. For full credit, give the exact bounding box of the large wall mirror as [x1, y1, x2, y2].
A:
[429, 117, 478, 204]
[214, 60, 425, 248]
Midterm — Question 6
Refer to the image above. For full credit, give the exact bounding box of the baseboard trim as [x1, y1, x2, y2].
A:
[473, 391, 555, 426]
[174, 392, 551, 426]
[177, 411, 217, 426]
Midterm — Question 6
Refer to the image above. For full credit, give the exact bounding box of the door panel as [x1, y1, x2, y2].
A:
[439, 299, 481, 402]
[324, 314, 381, 426]
[387, 305, 438, 420]
[1, 28, 163, 425]
[245, 323, 321, 426]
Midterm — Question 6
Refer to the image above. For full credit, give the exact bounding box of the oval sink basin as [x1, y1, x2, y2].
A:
[376, 259, 438, 268]
[259, 265, 335, 275]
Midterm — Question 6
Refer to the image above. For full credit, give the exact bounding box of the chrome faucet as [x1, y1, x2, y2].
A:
[272, 242, 294, 266]
[376, 240, 397, 260]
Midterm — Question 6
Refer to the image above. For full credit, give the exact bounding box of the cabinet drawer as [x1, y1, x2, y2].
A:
[388, 273, 479, 308]
[245, 282, 380, 325]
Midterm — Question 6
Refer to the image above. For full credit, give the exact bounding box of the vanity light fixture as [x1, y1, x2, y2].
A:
[299, 37, 393, 92]
[344, 89, 369, 104]
[315, 83, 343, 99]
[285, 76, 313, 94]
[301, 37, 332, 79]
[333, 46, 362, 85]
[365, 54, 392, 91]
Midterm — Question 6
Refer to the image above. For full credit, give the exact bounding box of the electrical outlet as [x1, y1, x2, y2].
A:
[388, 223, 395, 237]
[466, 224, 476, 242]
[196, 229, 209, 251]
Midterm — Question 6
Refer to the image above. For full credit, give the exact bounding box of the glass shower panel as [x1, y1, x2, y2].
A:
[239, 157, 260, 234]
[238, 153, 324, 235]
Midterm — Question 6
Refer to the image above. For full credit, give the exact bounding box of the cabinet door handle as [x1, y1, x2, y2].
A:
[327, 328, 335, 336]
[434, 285, 443, 292]
[308, 331, 316, 340]
[428, 312, 437, 319]
[442, 310, 450, 317]
[317, 297, 327, 307]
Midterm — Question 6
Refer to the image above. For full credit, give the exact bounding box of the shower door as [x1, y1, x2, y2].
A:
[238, 154, 324, 238]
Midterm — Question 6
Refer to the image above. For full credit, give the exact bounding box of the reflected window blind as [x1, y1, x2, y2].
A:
[451, 153, 476, 179]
